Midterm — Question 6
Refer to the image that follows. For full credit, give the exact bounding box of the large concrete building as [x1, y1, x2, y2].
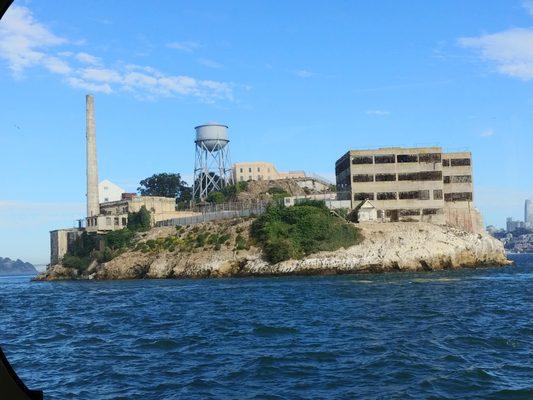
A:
[233, 162, 306, 182]
[86, 195, 197, 232]
[335, 146, 482, 232]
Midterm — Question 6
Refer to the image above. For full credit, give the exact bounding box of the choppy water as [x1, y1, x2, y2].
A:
[1, 254, 532, 399]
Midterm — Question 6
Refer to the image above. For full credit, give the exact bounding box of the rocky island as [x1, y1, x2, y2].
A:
[37, 202, 510, 281]
[0, 257, 38, 276]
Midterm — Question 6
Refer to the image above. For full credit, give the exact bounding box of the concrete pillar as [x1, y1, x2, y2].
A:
[86, 95, 99, 218]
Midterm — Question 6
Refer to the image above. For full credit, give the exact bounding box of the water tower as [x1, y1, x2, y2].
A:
[192, 123, 232, 201]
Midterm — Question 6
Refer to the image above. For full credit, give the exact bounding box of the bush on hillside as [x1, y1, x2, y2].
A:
[127, 206, 151, 231]
[251, 201, 362, 263]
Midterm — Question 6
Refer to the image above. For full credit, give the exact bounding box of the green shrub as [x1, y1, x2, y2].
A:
[235, 234, 249, 251]
[206, 191, 225, 204]
[62, 255, 90, 271]
[127, 206, 151, 232]
[105, 228, 134, 250]
[251, 202, 361, 263]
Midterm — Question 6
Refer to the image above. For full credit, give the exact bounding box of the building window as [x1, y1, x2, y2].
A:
[442, 159, 450, 167]
[450, 175, 472, 183]
[240, 168, 243, 173]
[354, 193, 374, 201]
[122, 218, 127, 226]
[249, 167, 252, 173]
[104, 197, 109, 202]
[399, 190, 429, 200]
[106, 217, 111, 226]
[445, 192, 473, 202]
[352, 174, 374, 182]
[450, 158, 471, 166]
[352, 156, 373, 164]
[375, 173, 396, 182]
[397, 154, 418, 163]
[257, 167, 260, 172]
[377, 192, 396, 200]
[419, 171, 442, 181]
[114, 217, 119, 225]
[419, 153, 442, 163]
[398, 172, 419, 181]
[443, 176, 451, 184]
[374, 154, 395, 164]
[400, 209, 421, 216]
[433, 190, 443, 200]
[422, 208, 439, 215]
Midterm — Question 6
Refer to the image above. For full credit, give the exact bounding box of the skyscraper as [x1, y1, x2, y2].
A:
[525, 199, 533, 226]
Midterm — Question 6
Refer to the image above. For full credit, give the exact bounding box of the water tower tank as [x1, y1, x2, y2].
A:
[195, 123, 228, 151]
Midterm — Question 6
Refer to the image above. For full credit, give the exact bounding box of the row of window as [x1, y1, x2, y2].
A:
[352, 171, 444, 183]
[444, 192, 473, 201]
[354, 189, 443, 201]
[352, 153, 442, 165]
[351, 154, 471, 166]
[383, 209, 440, 217]
[443, 158, 471, 167]
[105, 217, 127, 226]
[443, 175, 472, 184]
[239, 167, 272, 173]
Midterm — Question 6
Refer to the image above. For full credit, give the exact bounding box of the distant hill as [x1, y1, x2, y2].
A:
[0, 257, 38, 276]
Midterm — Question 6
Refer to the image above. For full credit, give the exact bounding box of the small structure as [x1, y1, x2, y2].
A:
[354, 199, 378, 222]
[233, 161, 305, 182]
[99, 179, 124, 203]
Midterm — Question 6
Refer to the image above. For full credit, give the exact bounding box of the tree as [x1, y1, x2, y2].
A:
[127, 206, 152, 231]
[138, 173, 192, 203]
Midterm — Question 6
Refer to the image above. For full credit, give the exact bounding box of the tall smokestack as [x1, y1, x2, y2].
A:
[86, 94, 99, 218]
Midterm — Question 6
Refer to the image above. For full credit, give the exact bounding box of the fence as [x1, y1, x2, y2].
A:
[156, 200, 270, 227]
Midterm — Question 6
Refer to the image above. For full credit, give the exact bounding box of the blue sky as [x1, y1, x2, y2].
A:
[1, 0, 532, 264]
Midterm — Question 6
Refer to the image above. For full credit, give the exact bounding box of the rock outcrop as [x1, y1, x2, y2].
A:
[37, 220, 511, 281]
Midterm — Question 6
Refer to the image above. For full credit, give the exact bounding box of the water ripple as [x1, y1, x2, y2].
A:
[0, 254, 531, 399]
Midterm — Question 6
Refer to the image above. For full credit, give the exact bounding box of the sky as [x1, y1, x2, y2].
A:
[0, 0, 532, 264]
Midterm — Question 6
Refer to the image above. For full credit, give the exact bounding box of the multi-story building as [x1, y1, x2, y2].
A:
[525, 199, 533, 227]
[506, 217, 525, 233]
[86, 195, 198, 232]
[335, 146, 482, 232]
[233, 161, 305, 182]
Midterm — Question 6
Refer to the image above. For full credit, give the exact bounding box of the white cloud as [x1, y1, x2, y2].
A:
[0, 5, 234, 102]
[66, 77, 113, 94]
[480, 129, 495, 137]
[198, 58, 223, 69]
[295, 69, 315, 78]
[80, 67, 122, 83]
[459, 28, 533, 80]
[365, 110, 390, 116]
[42, 56, 71, 74]
[166, 41, 200, 52]
[0, 5, 68, 76]
[75, 52, 101, 65]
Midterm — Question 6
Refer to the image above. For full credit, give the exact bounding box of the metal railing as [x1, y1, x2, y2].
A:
[157, 200, 270, 227]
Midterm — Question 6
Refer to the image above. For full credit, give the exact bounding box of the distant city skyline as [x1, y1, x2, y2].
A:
[1, 1, 532, 263]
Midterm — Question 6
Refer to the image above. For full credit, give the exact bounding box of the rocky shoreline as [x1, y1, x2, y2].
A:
[36, 220, 511, 281]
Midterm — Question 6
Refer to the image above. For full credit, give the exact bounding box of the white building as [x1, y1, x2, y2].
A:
[99, 179, 125, 203]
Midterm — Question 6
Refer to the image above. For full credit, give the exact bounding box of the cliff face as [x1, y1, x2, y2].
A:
[0, 257, 38, 276]
[37, 219, 510, 281]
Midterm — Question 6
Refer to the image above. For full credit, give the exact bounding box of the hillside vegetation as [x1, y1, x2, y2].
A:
[251, 201, 362, 263]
